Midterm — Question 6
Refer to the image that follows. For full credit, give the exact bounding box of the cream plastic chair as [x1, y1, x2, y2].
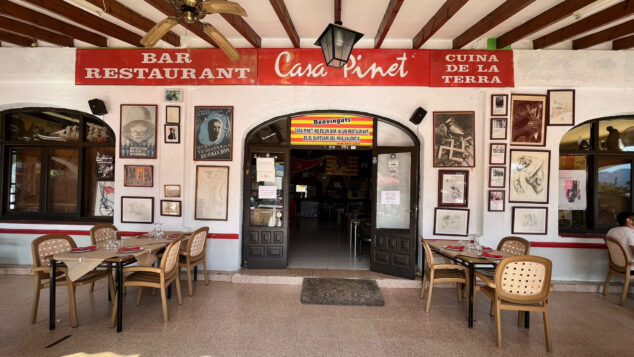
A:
[420, 237, 469, 312]
[179, 227, 210, 296]
[602, 236, 633, 305]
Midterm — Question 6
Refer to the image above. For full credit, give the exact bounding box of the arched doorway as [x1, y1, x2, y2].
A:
[243, 111, 420, 279]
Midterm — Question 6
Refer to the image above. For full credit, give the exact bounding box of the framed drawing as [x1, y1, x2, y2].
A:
[509, 149, 550, 203]
[165, 124, 180, 143]
[164, 88, 183, 103]
[195, 165, 229, 220]
[160, 200, 182, 217]
[547, 89, 575, 126]
[433, 111, 475, 167]
[164, 184, 181, 198]
[166, 106, 180, 124]
[488, 190, 505, 212]
[121, 196, 154, 224]
[489, 143, 507, 165]
[94, 181, 114, 217]
[120, 104, 157, 159]
[123, 165, 153, 187]
[491, 94, 508, 116]
[489, 166, 506, 188]
[512, 207, 548, 235]
[194, 106, 233, 161]
[438, 170, 468, 207]
[433, 208, 469, 236]
[490, 118, 507, 140]
[510, 94, 547, 146]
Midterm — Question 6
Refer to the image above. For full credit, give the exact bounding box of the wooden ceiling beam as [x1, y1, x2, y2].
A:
[0, 28, 35, 47]
[612, 33, 634, 50]
[269, 0, 299, 48]
[374, 0, 404, 48]
[144, 0, 218, 47]
[497, 0, 596, 49]
[533, 0, 634, 49]
[573, 19, 634, 49]
[83, 0, 180, 47]
[0, 15, 73, 47]
[0, 0, 106, 47]
[335, 0, 342, 23]
[217, 1, 261, 48]
[413, 0, 469, 49]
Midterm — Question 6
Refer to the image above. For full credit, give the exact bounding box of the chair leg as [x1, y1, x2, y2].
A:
[110, 292, 118, 328]
[518, 311, 525, 326]
[490, 300, 495, 316]
[495, 300, 502, 348]
[67, 283, 79, 328]
[473, 287, 478, 321]
[136, 287, 143, 306]
[160, 287, 169, 323]
[420, 273, 428, 299]
[30, 277, 41, 324]
[543, 304, 552, 352]
[186, 266, 193, 296]
[425, 275, 435, 313]
[202, 259, 209, 286]
[603, 270, 612, 296]
[619, 273, 630, 305]
[175, 278, 183, 305]
[89, 282, 95, 294]
[107, 274, 115, 306]
[456, 283, 463, 302]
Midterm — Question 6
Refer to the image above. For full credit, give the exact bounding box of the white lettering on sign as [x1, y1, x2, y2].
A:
[84, 67, 250, 80]
[445, 54, 499, 62]
[274, 50, 328, 78]
[343, 53, 409, 79]
[141, 52, 192, 64]
[441, 53, 502, 84]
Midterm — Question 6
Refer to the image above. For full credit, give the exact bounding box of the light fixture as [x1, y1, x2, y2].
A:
[314, 20, 364, 69]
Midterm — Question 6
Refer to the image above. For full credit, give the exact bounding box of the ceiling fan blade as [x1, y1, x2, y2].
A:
[202, 23, 241, 61]
[141, 17, 180, 47]
[200, 1, 247, 17]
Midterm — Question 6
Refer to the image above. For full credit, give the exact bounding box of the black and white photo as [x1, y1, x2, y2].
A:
[165, 124, 180, 143]
[489, 143, 506, 165]
[489, 166, 506, 188]
[491, 94, 508, 116]
[433, 111, 475, 167]
[96, 151, 114, 181]
[491, 118, 507, 140]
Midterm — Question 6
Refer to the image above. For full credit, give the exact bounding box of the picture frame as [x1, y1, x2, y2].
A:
[121, 196, 154, 224]
[437, 170, 469, 207]
[490, 118, 507, 140]
[164, 124, 180, 144]
[166, 105, 180, 124]
[488, 190, 505, 212]
[194, 106, 233, 161]
[509, 149, 551, 203]
[433, 111, 475, 167]
[491, 94, 508, 116]
[160, 200, 182, 217]
[489, 166, 506, 188]
[433, 208, 469, 236]
[512, 207, 548, 235]
[164, 89, 183, 103]
[123, 165, 153, 187]
[547, 89, 575, 126]
[96, 151, 115, 181]
[120, 104, 157, 159]
[164, 184, 181, 198]
[510, 94, 547, 146]
[489, 143, 507, 165]
[195, 165, 229, 220]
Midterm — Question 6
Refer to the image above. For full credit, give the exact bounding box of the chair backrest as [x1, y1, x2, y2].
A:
[185, 227, 209, 259]
[421, 237, 435, 269]
[497, 236, 530, 256]
[604, 236, 632, 271]
[494, 255, 552, 305]
[31, 234, 76, 268]
[90, 224, 121, 246]
[160, 237, 183, 278]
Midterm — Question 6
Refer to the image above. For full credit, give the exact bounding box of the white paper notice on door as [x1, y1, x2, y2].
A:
[381, 190, 400, 205]
[258, 185, 277, 199]
[256, 157, 275, 182]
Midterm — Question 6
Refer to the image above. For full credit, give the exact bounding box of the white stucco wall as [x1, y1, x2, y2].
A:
[0, 48, 632, 280]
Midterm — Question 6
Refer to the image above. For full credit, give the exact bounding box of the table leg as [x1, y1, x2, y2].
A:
[194, 266, 198, 281]
[468, 263, 475, 328]
[116, 262, 123, 333]
[168, 285, 172, 299]
[524, 311, 530, 329]
[49, 259, 56, 330]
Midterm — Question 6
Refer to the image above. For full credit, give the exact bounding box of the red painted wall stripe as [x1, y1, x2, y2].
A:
[0, 228, 239, 239]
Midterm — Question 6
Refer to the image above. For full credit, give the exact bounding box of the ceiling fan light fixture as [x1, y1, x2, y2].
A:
[314, 21, 363, 69]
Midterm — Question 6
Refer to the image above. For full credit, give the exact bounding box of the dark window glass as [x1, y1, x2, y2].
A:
[5, 112, 81, 142]
[560, 123, 591, 152]
[8, 147, 41, 213]
[598, 119, 634, 152]
[247, 118, 288, 145]
[597, 159, 631, 227]
[47, 149, 79, 214]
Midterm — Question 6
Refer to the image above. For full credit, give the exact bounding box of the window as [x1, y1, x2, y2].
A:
[1, 108, 115, 222]
[559, 116, 634, 234]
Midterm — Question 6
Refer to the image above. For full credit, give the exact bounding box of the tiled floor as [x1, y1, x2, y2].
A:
[1, 274, 633, 356]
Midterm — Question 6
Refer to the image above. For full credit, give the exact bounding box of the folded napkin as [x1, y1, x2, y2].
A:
[167, 234, 179, 239]
[71, 246, 96, 252]
[482, 246, 492, 251]
[445, 245, 464, 251]
[117, 246, 142, 253]
[481, 251, 503, 259]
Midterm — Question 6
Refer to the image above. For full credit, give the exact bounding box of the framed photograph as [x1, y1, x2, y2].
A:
[491, 94, 508, 116]
[433, 111, 475, 167]
[488, 190, 505, 212]
[510, 94, 547, 146]
[123, 165, 153, 187]
[489, 143, 507, 165]
[166, 106, 180, 124]
[490, 118, 507, 140]
[547, 89, 575, 126]
[194, 106, 233, 161]
[509, 149, 551, 203]
[164, 89, 183, 103]
[438, 170, 468, 207]
[96, 151, 115, 181]
[489, 166, 506, 188]
[121, 196, 154, 224]
[433, 208, 469, 236]
[164, 124, 180, 144]
[120, 104, 157, 159]
[512, 207, 548, 235]
[195, 165, 229, 220]
[160, 200, 182, 217]
[164, 184, 181, 198]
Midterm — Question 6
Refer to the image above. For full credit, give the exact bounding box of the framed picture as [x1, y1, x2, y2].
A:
[195, 165, 229, 220]
[489, 143, 507, 165]
[166, 106, 180, 124]
[94, 181, 114, 217]
[96, 151, 115, 181]
[164, 124, 180, 144]
[509, 149, 551, 203]
[438, 170, 468, 207]
[433, 208, 469, 236]
[490, 118, 507, 140]
[491, 94, 508, 116]
[488, 190, 505, 212]
[510, 94, 547, 146]
[164, 89, 183, 103]
[433, 111, 475, 167]
[123, 165, 153, 187]
[121, 196, 154, 224]
[120, 104, 157, 159]
[547, 89, 575, 126]
[512, 207, 548, 235]
[164, 184, 181, 198]
[489, 166, 506, 188]
[160, 200, 182, 217]
[194, 106, 233, 161]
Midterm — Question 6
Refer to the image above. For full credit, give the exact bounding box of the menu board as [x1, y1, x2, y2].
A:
[290, 114, 373, 147]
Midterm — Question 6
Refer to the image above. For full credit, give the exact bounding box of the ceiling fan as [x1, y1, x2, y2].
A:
[141, 0, 247, 61]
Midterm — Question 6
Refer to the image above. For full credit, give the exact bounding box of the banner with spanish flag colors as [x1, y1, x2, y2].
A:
[290, 114, 374, 147]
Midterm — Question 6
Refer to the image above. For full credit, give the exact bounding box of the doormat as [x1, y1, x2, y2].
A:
[300, 278, 385, 306]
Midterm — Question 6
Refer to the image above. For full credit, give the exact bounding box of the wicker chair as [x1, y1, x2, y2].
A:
[179, 227, 210, 296]
[31, 234, 115, 327]
[420, 237, 469, 312]
[602, 236, 634, 305]
[89, 224, 120, 293]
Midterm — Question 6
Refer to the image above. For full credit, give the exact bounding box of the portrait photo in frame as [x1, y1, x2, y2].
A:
[123, 165, 153, 187]
[489, 166, 506, 188]
[121, 196, 154, 224]
[438, 170, 468, 207]
[194, 106, 233, 161]
[119, 104, 157, 159]
[433, 111, 475, 167]
[491, 94, 508, 116]
[547, 89, 575, 126]
[433, 208, 469, 236]
[512, 207, 548, 235]
[509, 149, 551, 203]
[488, 190, 505, 212]
[164, 89, 183, 103]
[166, 106, 180, 124]
[489, 143, 507, 165]
[195, 165, 229, 220]
[164, 184, 181, 198]
[510, 94, 547, 146]
[160, 200, 181, 217]
[490, 118, 507, 140]
[164, 124, 180, 144]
